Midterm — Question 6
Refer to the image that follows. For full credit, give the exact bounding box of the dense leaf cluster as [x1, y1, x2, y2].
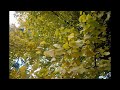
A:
[9, 11, 111, 79]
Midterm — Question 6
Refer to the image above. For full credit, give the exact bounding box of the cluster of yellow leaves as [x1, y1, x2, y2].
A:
[43, 48, 65, 57]
[9, 11, 111, 79]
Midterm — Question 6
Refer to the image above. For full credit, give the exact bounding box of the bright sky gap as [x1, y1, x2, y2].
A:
[9, 11, 20, 27]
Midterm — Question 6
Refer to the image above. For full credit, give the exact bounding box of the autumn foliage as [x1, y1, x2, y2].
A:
[9, 11, 111, 79]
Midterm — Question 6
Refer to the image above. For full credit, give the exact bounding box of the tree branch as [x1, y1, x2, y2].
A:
[51, 11, 74, 27]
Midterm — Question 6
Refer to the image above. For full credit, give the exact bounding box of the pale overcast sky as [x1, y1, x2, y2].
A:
[9, 11, 20, 27]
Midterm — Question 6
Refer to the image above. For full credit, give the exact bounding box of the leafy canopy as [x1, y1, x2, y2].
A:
[9, 11, 111, 79]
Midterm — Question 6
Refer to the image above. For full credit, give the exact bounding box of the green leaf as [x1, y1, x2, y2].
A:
[80, 30, 84, 34]
[100, 38, 106, 41]
[104, 52, 110, 56]
[97, 48, 105, 54]
[84, 24, 90, 30]
[86, 14, 92, 20]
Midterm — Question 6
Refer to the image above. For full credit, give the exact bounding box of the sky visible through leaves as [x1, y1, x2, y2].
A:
[9, 11, 111, 79]
[9, 11, 20, 27]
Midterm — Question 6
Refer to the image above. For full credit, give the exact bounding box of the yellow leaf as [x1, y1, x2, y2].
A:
[86, 40, 90, 44]
[44, 49, 55, 57]
[86, 14, 92, 20]
[80, 11, 83, 15]
[67, 49, 72, 54]
[63, 42, 70, 50]
[100, 38, 106, 41]
[75, 39, 84, 47]
[28, 42, 35, 47]
[69, 40, 83, 48]
[55, 48, 65, 56]
[62, 62, 70, 68]
[61, 69, 66, 74]
[70, 66, 79, 72]
[91, 11, 95, 13]
[80, 30, 84, 34]
[79, 13, 86, 22]
[51, 57, 56, 62]
[68, 33, 74, 41]
[75, 59, 81, 65]
[55, 29, 59, 37]
[31, 31, 35, 36]
[53, 44, 61, 48]
[96, 48, 105, 53]
[40, 41, 46, 45]
[86, 49, 95, 57]
[82, 46, 95, 57]
[84, 35, 91, 40]
[36, 51, 41, 54]
[84, 24, 90, 30]
[19, 66, 26, 73]
[69, 40, 76, 47]
[72, 48, 78, 53]
[104, 52, 110, 56]
[35, 46, 42, 50]
[71, 52, 80, 58]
